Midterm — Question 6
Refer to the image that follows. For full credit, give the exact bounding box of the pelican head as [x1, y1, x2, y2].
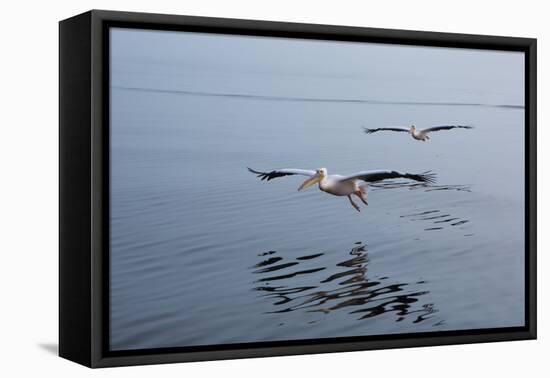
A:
[410, 125, 416, 133]
[298, 167, 327, 191]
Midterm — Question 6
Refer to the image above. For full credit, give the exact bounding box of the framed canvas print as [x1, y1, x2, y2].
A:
[59, 10, 536, 368]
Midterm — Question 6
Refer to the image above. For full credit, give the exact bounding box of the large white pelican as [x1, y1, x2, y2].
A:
[364, 125, 473, 141]
[248, 167, 436, 212]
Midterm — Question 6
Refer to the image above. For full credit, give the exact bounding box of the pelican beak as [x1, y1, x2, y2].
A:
[298, 174, 322, 191]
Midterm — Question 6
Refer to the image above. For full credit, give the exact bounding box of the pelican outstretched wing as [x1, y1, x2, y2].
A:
[363, 127, 409, 134]
[337, 170, 436, 185]
[422, 125, 473, 133]
[248, 167, 316, 181]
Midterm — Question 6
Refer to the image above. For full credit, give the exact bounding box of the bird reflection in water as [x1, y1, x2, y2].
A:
[252, 242, 440, 325]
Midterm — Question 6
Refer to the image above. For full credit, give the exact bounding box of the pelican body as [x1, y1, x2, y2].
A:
[301, 169, 368, 210]
[364, 124, 473, 142]
[248, 167, 435, 212]
[410, 125, 429, 141]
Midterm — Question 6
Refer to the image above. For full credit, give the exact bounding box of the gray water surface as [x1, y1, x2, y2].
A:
[109, 28, 525, 351]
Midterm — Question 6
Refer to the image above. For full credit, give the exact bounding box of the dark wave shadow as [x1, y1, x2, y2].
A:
[112, 86, 524, 110]
[252, 242, 441, 326]
[369, 181, 473, 234]
[369, 180, 471, 193]
[400, 208, 472, 233]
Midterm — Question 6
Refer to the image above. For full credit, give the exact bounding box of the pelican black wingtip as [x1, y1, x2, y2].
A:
[420, 171, 437, 185]
[247, 167, 270, 180]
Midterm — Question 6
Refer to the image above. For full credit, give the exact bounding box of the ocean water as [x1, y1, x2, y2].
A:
[109, 29, 525, 351]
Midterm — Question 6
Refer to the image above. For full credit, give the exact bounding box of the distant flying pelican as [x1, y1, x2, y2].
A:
[248, 167, 436, 212]
[363, 125, 473, 141]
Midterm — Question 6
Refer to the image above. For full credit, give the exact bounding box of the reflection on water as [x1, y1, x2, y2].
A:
[252, 242, 439, 326]
[369, 180, 471, 192]
[367, 181, 473, 233]
[401, 209, 471, 232]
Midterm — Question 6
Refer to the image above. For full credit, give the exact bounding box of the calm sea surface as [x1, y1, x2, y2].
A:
[109, 30, 525, 351]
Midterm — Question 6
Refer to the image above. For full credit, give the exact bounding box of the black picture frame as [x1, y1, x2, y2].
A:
[59, 9, 537, 368]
